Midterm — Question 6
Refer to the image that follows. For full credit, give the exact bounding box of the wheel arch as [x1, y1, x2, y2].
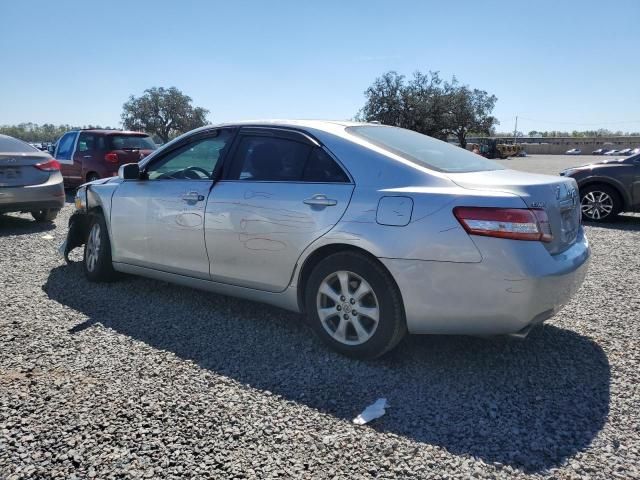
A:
[295, 243, 404, 314]
[578, 178, 629, 210]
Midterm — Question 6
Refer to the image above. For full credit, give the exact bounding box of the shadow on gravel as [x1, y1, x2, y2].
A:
[0, 213, 56, 237]
[584, 214, 640, 231]
[44, 263, 610, 473]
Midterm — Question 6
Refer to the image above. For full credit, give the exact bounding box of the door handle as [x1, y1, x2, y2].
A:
[303, 194, 337, 207]
[182, 191, 205, 202]
[83, 155, 92, 159]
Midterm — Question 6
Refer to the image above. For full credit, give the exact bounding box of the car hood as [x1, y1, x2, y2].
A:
[79, 176, 122, 189]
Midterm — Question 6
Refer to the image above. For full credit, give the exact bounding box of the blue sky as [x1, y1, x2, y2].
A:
[2, 0, 639, 133]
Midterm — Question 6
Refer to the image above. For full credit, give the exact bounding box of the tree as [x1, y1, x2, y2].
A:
[357, 71, 498, 145]
[442, 79, 498, 148]
[121, 87, 209, 143]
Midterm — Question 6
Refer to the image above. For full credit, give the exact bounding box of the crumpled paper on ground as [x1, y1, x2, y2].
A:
[353, 398, 388, 425]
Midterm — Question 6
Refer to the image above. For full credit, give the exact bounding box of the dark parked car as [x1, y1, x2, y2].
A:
[54, 129, 157, 186]
[561, 153, 640, 221]
[0, 134, 65, 221]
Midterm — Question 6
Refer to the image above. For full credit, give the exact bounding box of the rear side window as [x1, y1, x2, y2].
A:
[347, 125, 504, 173]
[109, 135, 156, 150]
[227, 136, 350, 182]
[304, 148, 349, 182]
[0, 135, 38, 153]
[55, 132, 77, 160]
[228, 136, 312, 181]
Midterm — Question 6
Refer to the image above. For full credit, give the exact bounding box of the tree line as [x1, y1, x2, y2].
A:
[3, 75, 637, 146]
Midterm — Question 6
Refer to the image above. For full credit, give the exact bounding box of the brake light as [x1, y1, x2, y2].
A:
[104, 152, 119, 163]
[34, 159, 61, 171]
[453, 207, 553, 242]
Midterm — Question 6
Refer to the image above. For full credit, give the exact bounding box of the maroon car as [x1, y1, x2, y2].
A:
[53, 129, 157, 186]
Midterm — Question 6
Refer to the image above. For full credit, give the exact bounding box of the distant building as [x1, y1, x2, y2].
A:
[465, 136, 640, 154]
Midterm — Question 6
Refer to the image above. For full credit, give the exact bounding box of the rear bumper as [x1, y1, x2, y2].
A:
[0, 172, 65, 213]
[380, 229, 590, 335]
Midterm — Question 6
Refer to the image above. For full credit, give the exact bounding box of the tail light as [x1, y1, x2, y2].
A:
[104, 152, 119, 163]
[453, 207, 553, 242]
[34, 159, 61, 171]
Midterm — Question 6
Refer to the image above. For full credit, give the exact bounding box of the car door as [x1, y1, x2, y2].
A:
[73, 132, 99, 182]
[632, 155, 640, 209]
[205, 127, 354, 292]
[54, 131, 81, 184]
[110, 129, 235, 279]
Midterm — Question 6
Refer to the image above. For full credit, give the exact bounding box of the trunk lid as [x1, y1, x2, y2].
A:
[447, 169, 581, 254]
[0, 152, 52, 187]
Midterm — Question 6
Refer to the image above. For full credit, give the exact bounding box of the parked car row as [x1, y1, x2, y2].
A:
[592, 147, 639, 156]
[566, 147, 640, 156]
[8, 121, 639, 357]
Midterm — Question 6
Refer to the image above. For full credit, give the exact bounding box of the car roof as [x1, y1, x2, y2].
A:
[76, 129, 149, 136]
[191, 119, 372, 135]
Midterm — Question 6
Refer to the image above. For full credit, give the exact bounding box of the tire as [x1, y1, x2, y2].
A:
[83, 213, 118, 282]
[86, 172, 100, 183]
[31, 208, 59, 222]
[580, 184, 622, 222]
[304, 251, 406, 359]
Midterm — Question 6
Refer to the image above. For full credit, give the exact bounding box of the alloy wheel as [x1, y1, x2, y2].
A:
[86, 223, 101, 272]
[316, 270, 380, 346]
[581, 191, 614, 220]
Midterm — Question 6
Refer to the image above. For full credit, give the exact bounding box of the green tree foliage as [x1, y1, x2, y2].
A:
[357, 71, 498, 147]
[0, 123, 112, 143]
[121, 87, 209, 143]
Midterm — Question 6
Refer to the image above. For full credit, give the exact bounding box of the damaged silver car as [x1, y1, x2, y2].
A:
[61, 121, 590, 358]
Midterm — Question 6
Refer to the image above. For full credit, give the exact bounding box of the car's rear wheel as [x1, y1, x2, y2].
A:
[83, 213, 118, 282]
[86, 172, 100, 183]
[31, 208, 59, 222]
[305, 251, 406, 359]
[580, 184, 622, 222]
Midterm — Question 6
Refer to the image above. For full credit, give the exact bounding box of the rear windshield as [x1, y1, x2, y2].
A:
[0, 135, 38, 153]
[108, 135, 157, 150]
[347, 125, 504, 173]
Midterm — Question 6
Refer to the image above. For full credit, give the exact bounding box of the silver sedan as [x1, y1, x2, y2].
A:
[61, 121, 590, 358]
[0, 134, 65, 221]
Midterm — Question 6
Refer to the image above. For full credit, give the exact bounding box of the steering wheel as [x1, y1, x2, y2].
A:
[183, 166, 211, 179]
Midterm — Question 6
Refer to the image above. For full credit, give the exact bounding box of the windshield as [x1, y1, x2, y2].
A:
[108, 135, 157, 150]
[347, 125, 504, 173]
[0, 135, 39, 153]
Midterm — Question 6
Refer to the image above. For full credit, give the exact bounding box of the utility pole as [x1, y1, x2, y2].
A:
[513, 116, 518, 144]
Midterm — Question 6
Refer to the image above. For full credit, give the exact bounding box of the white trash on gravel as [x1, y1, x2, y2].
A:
[353, 398, 388, 425]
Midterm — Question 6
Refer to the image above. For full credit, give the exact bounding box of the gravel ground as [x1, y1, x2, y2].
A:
[1, 157, 639, 479]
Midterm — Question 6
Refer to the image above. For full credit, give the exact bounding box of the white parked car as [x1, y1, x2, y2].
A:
[566, 148, 582, 155]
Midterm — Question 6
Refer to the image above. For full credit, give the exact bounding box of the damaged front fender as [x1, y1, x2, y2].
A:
[60, 212, 90, 263]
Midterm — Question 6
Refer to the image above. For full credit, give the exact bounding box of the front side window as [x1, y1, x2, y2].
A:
[56, 132, 77, 160]
[78, 133, 96, 152]
[347, 125, 504, 173]
[146, 131, 233, 180]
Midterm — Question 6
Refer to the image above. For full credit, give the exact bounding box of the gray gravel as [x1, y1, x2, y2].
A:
[1, 158, 639, 479]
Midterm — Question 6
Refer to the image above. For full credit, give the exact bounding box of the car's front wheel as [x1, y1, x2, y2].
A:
[31, 208, 59, 222]
[580, 184, 622, 222]
[83, 213, 118, 282]
[305, 251, 406, 359]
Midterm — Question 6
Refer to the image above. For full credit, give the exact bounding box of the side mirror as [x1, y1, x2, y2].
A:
[118, 163, 140, 180]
